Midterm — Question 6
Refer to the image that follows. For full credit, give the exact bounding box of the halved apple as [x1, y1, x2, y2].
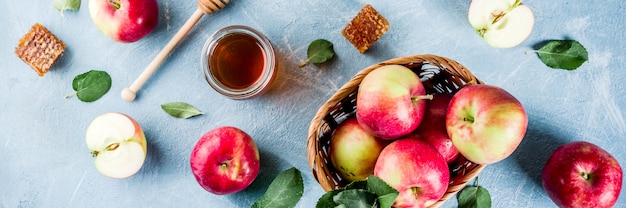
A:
[86, 112, 147, 179]
[468, 0, 534, 48]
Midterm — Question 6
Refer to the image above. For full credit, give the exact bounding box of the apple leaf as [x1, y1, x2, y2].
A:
[316, 190, 342, 208]
[161, 102, 204, 119]
[66, 70, 111, 102]
[333, 189, 377, 208]
[53, 0, 81, 15]
[527, 40, 588, 70]
[315, 175, 398, 208]
[457, 179, 492, 208]
[252, 167, 304, 208]
[298, 39, 335, 67]
[366, 176, 399, 208]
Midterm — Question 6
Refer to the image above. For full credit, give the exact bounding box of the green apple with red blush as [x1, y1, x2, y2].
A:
[468, 0, 535, 48]
[86, 112, 147, 179]
[190, 126, 260, 195]
[356, 65, 432, 140]
[329, 117, 388, 183]
[374, 137, 449, 208]
[446, 84, 528, 164]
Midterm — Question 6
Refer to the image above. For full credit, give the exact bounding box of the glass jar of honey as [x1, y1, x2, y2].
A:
[201, 25, 276, 99]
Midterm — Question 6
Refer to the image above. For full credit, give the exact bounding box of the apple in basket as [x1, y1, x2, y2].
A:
[89, 0, 159, 43]
[413, 93, 459, 163]
[85, 112, 148, 179]
[329, 117, 388, 183]
[542, 141, 623, 208]
[446, 84, 528, 164]
[356, 65, 432, 140]
[374, 137, 449, 208]
[190, 126, 260, 195]
[468, 0, 534, 48]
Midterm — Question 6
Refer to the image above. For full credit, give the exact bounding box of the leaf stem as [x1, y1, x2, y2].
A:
[297, 59, 310, 68]
[474, 176, 480, 187]
[64, 91, 77, 99]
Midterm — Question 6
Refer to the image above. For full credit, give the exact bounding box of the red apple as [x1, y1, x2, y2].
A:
[413, 93, 459, 163]
[329, 117, 388, 183]
[446, 84, 527, 164]
[374, 137, 450, 208]
[356, 65, 431, 140]
[88, 0, 159, 43]
[190, 126, 260, 195]
[542, 141, 623, 208]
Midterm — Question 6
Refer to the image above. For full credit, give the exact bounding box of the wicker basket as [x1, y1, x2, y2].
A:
[306, 54, 487, 207]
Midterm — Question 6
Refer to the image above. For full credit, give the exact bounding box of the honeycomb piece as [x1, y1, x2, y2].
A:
[341, 4, 390, 53]
[15, 23, 66, 76]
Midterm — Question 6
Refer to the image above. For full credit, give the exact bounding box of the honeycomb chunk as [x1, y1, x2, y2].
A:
[15, 23, 66, 76]
[341, 4, 390, 53]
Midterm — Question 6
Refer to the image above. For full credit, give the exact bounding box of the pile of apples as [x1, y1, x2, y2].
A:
[329, 64, 623, 207]
[328, 65, 528, 207]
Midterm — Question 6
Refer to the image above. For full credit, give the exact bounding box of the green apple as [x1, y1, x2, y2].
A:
[468, 0, 534, 48]
[329, 117, 388, 183]
[446, 84, 527, 164]
[86, 112, 147, 178]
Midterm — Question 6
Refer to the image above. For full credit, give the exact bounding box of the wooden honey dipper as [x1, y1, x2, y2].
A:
[121, 0, 230, 102]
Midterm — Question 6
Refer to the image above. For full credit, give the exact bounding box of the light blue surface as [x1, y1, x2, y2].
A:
[1, 0, 625, 207]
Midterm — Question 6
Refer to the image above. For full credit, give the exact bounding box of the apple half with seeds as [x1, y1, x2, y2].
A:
[468, 0, 534, 48]
[86, 112, 147, 178]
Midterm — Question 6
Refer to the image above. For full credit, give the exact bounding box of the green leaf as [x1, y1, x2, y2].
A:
[315, 176, 399, 208]
[377, 193, 399, 208]
[366, 176, 398, 208]
[345, 180, 368, 190]
[252, 167, 304, 208]
[298, 39, 335, 67]
[457, 185, 491, 208]
[66, 70, 112, 102]
[529, 40, 588, 70]
[333, 189, 377, 208]
[315, 190, 341, 208]
[161, 102, 204, 119]
[53, 0, 81, 15]
[366, 175, 397, 196]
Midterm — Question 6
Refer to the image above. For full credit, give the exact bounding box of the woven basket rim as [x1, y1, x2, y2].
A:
[306, 54, 487, 207]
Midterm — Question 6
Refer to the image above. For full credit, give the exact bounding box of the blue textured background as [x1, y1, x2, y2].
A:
[1, 0, 625, 207]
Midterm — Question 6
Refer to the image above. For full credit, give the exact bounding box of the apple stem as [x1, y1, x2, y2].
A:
[411, 94, 433, 103]
[107, 0, 121, 10]
[581, 171, 591, 181]
[464, 117, 475, 123]
[410, 187, 422, 200]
